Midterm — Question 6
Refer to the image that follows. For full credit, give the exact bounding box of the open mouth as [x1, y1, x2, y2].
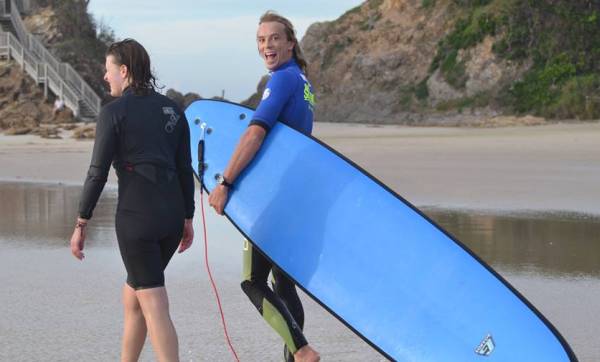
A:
[265, 52, 277, 61]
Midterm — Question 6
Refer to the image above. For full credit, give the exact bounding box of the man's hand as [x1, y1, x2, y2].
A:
[208, 185, 229, 215]
[207, 124, 266, 216]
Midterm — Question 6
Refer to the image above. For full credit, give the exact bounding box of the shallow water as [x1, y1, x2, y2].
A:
[1, 182, 598, 361]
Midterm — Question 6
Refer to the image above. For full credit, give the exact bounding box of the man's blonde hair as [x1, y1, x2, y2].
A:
[259, 11, 309, 76]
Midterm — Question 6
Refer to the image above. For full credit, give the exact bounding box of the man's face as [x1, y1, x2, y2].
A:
[257, 21, 294, 71]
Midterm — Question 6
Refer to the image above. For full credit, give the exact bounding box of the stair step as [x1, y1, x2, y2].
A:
[78, 100, 97, 119]
[3, 4, 101, 121]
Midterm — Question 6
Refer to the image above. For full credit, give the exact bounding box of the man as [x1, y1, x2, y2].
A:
[208, 11, 320, 362]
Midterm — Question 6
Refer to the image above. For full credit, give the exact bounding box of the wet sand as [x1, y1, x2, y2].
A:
[1, 181, 599, 361]
[1, 121, 599, 214]
[313, 122, 600, 215]
[0, 184, 387, 361]
[1, 122, 599, 361]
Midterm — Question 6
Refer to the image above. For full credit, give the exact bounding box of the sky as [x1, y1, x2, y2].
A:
[88, 1, 364, 102]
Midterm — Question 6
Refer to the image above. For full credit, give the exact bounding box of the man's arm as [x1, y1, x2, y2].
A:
[208, 124, 267, 215]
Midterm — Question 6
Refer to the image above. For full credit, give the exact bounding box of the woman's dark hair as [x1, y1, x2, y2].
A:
[259, 11, 309, 76]
[106, 38, 158, 94]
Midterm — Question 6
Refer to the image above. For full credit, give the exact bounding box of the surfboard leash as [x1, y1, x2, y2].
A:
[200, 187, 240, 362]
[197, 129, 240, 362]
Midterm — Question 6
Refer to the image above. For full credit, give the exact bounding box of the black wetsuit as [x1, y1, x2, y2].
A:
[78, 87, 194, 290]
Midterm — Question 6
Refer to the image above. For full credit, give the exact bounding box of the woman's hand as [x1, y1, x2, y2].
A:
[178, 218, 194, 253]
[70, 218, 88, 260]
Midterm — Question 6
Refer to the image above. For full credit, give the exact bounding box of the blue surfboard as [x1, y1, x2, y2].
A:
[185, 99, 576, 361]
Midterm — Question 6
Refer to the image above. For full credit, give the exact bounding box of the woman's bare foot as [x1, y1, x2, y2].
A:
[294, 345, 320, 362]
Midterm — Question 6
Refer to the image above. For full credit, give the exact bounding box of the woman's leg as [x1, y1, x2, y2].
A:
[136, 287, 179, 362]
[115, 173, 184, 362]
[121, 284, 147, 362]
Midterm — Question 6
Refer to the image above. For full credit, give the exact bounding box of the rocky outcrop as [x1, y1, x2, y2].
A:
[23, 0, 113, 101]
[71, 123, 95, 139]
[0, 61, 76, 138]
[297, 0, 600, 123]
[426, 35, 530, 105]
[165, 89, 202, 110]
[301, 0, 461, 123]
[301, 0, 521, 124]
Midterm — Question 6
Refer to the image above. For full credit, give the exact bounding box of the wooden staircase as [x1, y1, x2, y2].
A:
[0, 0, 101, 120]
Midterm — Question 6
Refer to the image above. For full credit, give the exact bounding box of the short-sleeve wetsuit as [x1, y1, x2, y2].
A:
[78, 87, 195, 290]
[241, 59, 315, 359]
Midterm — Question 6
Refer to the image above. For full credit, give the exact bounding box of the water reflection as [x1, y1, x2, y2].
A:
[0, 181, 117, 247]
[425, 208, 600, 277]
[2, 181, 599, 278]
[1, 181, 598, 360]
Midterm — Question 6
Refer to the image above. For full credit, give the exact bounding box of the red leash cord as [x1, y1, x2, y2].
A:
[200, 188, 240, 362]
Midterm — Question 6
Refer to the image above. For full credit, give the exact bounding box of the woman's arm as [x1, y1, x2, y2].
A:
[71, 108, 117, 260]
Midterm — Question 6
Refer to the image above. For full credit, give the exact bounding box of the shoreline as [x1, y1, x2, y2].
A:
[2, 178, 598, 222]
[1, 121, 599, 215]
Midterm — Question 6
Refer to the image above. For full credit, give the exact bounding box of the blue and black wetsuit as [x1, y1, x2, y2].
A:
[78, 87, 194, 290]
[242, 59, 315, 360]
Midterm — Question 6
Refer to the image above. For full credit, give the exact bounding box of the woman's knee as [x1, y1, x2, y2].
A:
[122, 285, 143, 314]
[136, 287, 170, 316]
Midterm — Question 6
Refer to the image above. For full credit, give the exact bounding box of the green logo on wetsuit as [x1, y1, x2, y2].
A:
[303, 83, 315, 109]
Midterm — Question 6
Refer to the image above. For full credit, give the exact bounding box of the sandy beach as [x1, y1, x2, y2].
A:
[2, 121, 599, 215]
[1, 122, 600, 361]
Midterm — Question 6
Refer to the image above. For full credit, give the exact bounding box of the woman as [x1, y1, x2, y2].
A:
[208, 11, 320, 362]
[69, 39, 195, 362]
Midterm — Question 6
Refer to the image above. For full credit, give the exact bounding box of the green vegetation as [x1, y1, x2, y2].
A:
[508, 53, 576, 114]
[439, 49, 468, 88]
[452, 0, 493, 6]
[422, 0, 437, 9]
[392, 80, 432, 113]
[427, 0, 600, 119]
[359, 11, 382, 31]
[368, 0, 384, 10]
[548, 74, 600, 119]
[497, 1, 600, 119]
[415, 79, 430, 100]
[435, 91, 491, 112]
[341, 4, 363, 18]
[429, 8, 497, 88]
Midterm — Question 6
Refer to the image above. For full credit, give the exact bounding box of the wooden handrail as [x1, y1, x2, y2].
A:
[4, 0, 101, 118]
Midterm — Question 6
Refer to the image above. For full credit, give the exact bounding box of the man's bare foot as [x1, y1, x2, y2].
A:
[294, 345, 320, 362]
